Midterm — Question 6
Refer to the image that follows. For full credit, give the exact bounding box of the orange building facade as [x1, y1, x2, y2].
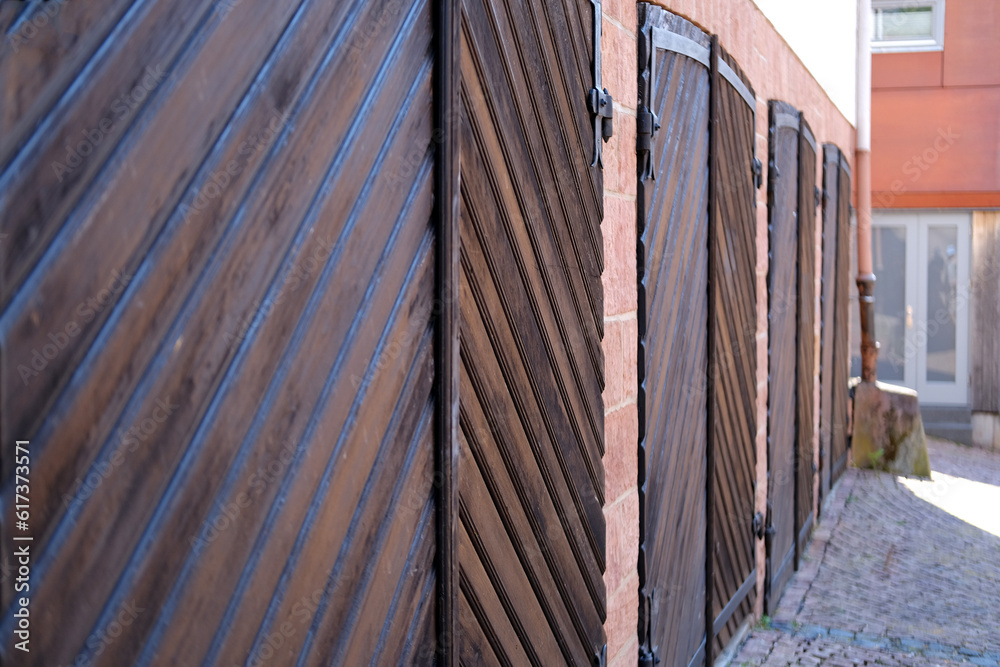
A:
[868, 0, 1000, 448]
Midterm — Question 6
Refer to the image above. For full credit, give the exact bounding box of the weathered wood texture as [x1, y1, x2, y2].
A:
[637, 8, 710, 667]
[795, 118, 817, 562]
[971, 211, 1000, 413]
[1, 0, 440, 663]
[709, 42, 758, 657]
[765, 100, 799, 613]
[457, 0, 607, 662]
[818, 144, 852, 503]
[637, 8, 759, 663]
[764, 104, 819, 612]
[831, 151, 852, 483]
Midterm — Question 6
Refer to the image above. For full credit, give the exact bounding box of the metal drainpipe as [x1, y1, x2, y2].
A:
[856, 0, 878, 382]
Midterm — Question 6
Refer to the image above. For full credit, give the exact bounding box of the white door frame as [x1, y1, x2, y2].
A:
[872, 211, 970, 405]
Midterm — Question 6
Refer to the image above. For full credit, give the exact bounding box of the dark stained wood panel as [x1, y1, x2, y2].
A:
[0, 0, 439, 664]
[709, 42, 758, 658]
[1, 0, 245, 314]
[637, 9, 760, 663]
[831, 152, 852, 483]
[818, 143, 851, 502]
[795, 118, 817, 562]
[457, 0, 607, 660]
[765, 100, 799, 613]
[0, 0, 137, 168]
[818, 147, 838, 503]
[637, 7, 710, 666]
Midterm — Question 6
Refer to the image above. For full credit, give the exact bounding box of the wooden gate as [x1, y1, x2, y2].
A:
[818, 144, 852, 503]
[0, 0, 605, 663]
[637, 7, 758, 664]
[795, 118, 818, 562]
[456, 0, 608, 662]
[637, 9, 710, 667]
[708, 39, 759, 659]
[764, 102, 817, 611]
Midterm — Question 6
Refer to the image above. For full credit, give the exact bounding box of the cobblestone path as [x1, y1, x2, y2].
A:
[732, 438, 1000, 666]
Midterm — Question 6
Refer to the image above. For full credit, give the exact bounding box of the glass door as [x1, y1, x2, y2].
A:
[871, 212, 970, 405]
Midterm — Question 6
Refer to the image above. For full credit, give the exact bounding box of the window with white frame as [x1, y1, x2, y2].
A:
[871, 0, 945, 53]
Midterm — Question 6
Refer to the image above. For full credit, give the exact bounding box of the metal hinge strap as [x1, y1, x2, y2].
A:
[589, 0, 614, 167]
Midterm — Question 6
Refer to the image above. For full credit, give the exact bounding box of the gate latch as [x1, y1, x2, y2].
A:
[588, 0, 614, 167]
[752, 157, 764, 189]
[753, 511, 766, 540]
[593, 643, 608, 667]
[589, 87, 614, 142]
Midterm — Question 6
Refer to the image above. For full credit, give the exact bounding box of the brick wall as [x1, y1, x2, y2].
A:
[600, 1, 640, 664]
[599, 1, 857, 663]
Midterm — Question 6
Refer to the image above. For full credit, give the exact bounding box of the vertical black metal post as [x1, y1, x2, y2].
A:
[433, 0, 460, 664]
[704, 33, 720, 667]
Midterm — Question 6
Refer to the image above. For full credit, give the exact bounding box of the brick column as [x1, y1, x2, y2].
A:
[601, 2, 639, 665]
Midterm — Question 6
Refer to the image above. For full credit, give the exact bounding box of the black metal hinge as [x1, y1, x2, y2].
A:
[752, 157, 764, 190]
[753, 511, 766, 540]
[589, 0, 614, 167]
[639, 646, 658, 667]
[593, 643, 607, 666]
[637, 106, 659, 180]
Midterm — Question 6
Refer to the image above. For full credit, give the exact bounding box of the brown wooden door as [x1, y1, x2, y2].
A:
[0, 0, 605, 664]
[637, 7, 758, 664]
[637, 8, 711, 667]
[456, 0, 607, 663]
[831, 152, 853, 484]
[764, 103, 818, 612]
[1, 0, 440, 663]
[708, 40, 759, 660]
[765, 100, 801, 612]
[818, 144, 852, 504]
[795, 118, 818, 562]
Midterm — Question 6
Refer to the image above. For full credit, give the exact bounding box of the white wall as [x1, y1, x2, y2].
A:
[752, 0, 859, 124]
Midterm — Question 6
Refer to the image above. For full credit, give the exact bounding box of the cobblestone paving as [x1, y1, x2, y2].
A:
[733, 438, 1000, 666]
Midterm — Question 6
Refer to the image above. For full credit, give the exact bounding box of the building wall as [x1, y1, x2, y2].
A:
[871, 0, 1000, 208]
[601, 2, 641, 663]
[870, 0, 1000, 445]
[599, 1, 856, 664]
